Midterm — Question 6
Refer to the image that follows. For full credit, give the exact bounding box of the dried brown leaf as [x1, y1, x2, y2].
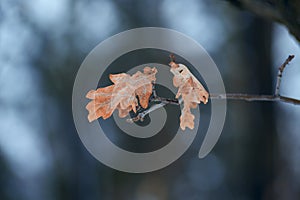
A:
[169, 62, 209, 130]
[86, 67, 157, 122]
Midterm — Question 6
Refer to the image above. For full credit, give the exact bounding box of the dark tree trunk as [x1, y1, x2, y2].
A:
[226, 0, 300, 42]
[227, 17, 277, 199]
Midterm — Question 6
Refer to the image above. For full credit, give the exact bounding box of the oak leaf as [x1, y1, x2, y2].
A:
[86, 67, 157, 122]
[169, 61, 209, 130]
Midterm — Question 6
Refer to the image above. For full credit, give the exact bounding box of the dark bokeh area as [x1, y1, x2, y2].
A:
[1, 0, 300, 200]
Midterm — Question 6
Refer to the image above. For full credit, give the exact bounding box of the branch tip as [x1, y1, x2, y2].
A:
[279, 54, 295, 72]
[169, 54, 176, 62]
[275, 55, 295, 95]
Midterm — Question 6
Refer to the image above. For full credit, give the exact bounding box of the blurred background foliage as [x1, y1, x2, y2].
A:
[0, 0, 300, 200]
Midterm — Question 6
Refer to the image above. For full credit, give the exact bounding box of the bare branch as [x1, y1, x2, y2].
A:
[128, 55, 300, 123]
[210, 94, 300, 105]
[130, 92, 300, 122]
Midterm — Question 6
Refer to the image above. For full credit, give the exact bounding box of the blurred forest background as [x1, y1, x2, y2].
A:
[1, 0, 300, 200]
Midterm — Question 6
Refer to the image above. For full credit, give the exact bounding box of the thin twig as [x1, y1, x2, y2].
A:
[127, 103, 166, 123]
[210, 94, 300, 105]
[152, 96, 180, 105]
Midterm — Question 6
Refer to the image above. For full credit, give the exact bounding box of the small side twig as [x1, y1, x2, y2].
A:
[211, 54, 297, 104]
[275, 55, 294, 96]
